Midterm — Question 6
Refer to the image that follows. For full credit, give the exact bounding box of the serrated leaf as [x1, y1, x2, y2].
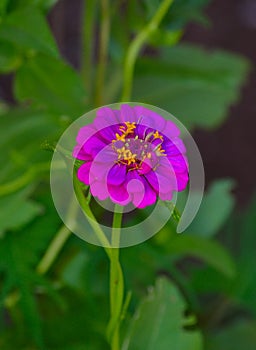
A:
[14, 54, 87, 116]
[122, 277, 203, 350]
[133, 44, 250, 129]
[0, 7, 59, 57]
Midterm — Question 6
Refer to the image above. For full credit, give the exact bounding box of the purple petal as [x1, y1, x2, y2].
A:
[107, 164, 127, 186]
[126, 171, 157, 208]
[73, 144, 92, 161]
[77, 162, 92, 185]
[94, 107, 121, 129]
[121, 104, 138, 123]
[76, 125, 96, 144]
[90, 180, 109, 201]
[97, 125, 121, 143]
[162, 120, 180, 139]
[162, 137, 186, 156]
[108, 182, 130, 204]
[83, 135, 108, 158]
[133, 106, 167, 131]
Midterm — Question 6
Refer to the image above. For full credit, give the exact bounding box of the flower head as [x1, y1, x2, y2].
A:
[73, 104, 189, 208]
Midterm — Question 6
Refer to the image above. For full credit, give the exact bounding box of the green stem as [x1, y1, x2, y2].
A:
[73, 174, 112, 258]
[121, 0, 174, 101]
[94, 0, 110, 106]
[36, 226, 71, 275]
[36, 194, 79, 275]
[108, 206, 124, 350]
[81, 0, 98, 96]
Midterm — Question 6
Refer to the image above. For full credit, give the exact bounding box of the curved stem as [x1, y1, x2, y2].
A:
[73, 174, 112, 258]
[121, 0, 174, 101]
[94, 0, 110, 106]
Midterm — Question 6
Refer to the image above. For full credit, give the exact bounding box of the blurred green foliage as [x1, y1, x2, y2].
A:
[0, 0, 253, 349]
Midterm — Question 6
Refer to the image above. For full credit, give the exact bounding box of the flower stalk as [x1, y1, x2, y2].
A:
[108, 207, 124, 349]
[121, 0, 174, 102]
[94, 0, 111, 106]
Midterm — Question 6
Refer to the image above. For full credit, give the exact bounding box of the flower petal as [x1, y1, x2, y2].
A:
[107, 164, 127, 186]
[77, 162, 92, 185]
[121, 104, 138, 123]
[72, 144, 91, 161]
[126, 171, 157, 208]
[76, 125, 96, 144]
[108, 182, 130, 204]
[133, 106, 167, 131]
[95, 107, 121, 129]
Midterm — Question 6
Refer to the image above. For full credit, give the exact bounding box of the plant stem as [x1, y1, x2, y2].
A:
[81, 0, 98, 96]
[94, 0, 110, 106]
[108, 206, 124, 350]
[121, 0, 174, 101]
[36, 195, 79, 275]
[73, 174, 112, 258]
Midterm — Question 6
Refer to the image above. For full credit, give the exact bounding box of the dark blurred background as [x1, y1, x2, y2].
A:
[51, 0, 256, 208]
[1, 0, 255, 206]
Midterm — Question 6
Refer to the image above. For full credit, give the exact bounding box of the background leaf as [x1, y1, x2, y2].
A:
[0, 186, 43, 236]
[187, 180, 235, 237]
[122, 277, 203, 350]
[0, 7, 59, 57]
[0, 40, 22, 73]
[205, 321, 256, 350]
[14, 55, 87, 116]
[133, 44, 250, 129]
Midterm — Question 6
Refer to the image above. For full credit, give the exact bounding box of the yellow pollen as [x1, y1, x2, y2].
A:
[112, 122, 166, 170]
[153, 130, 164, 141]
[115, 133, 126, 141]
[156, 145, 166, 156]
[113, 121, 136, 144]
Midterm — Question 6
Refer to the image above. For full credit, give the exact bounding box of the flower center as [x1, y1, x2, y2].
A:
[112, 122, 166, 171]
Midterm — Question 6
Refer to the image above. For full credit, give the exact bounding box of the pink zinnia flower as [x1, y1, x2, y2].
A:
[73, 105, 189, 208]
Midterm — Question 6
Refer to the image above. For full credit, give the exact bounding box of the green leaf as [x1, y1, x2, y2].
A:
[0, 7, 59, 57]
[122, 277, 203, 350]
[0, 40, 22, 72]
[5, 0, 60, 12]
[0, 107, 61, 193]
[187, 180, 235, 237]
[0, 192, 62, 348]
[168, 235, 236, 278]
[14, 54, 87, 116]
[0, 186, 42, 236]
[165, 0, 211, 29]
[0, 233, 44, 349]
[0, 0, 8, 15]
[133, 44, 250, 129]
